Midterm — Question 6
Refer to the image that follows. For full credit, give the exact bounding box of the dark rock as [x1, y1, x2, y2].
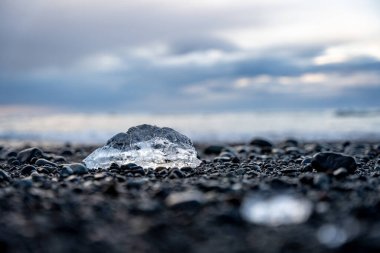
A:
[66, 163, 88, 175]
[313, 173, 330, 189]
[51, 156, 66, 163]
[13, 178, 33, 188]
[282, 139, 299, 147]
[61, 149, 74, 156]
[59, 166, 73, 177]
[269, 178, 295, 190]
[285, 147, 302, 154]
[126, 179, 146, 190]
[120, 163, 139, 170]
[168, 168, 185, 178]
[299, 173, 314, 185]
[123, 164, 145, 176]
[204, 145, 224, 155]
[0, 169, 11, 182]
[8, 157, 20, 166]
[250, 138, 273, 148]
[109, 163, 120, 170]
[311, 152, 357, 173]
[1, 150, 17, 160]
[31, 171, 44, 182]
[231, 157, 240, 163]
[20, 165, 37, 175]
[41, 165, 57, 173]
[180, 167, 194, 173]
[102, 182, 120, 197]
[17, 147, 44, 164]
[301, 164, 313, 172]
[301, 157, 312, 165]
[35, 158, 57, 167]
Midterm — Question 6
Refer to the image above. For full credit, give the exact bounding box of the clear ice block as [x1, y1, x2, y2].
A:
[83, 124, 201, 169]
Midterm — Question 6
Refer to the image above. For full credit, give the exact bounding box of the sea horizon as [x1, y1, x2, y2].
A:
[1, 107, 380, 144]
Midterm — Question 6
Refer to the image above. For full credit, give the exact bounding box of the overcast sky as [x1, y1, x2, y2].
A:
[0, 0, 379, 113]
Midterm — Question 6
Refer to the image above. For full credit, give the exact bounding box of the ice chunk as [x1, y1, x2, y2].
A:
[240, 194, 312, 226]
[317, 224, 348, 248]
[83, 124, 201, 169]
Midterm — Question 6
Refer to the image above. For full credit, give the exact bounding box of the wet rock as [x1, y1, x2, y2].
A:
[102, 182, 120, 197]
[168, 168, 185, 178]
[204, 145, 224, 155]
[13, 178, 33, 189]
[180, 167, 194, 174]
[0, 169, 11, 182]
[121, 163, 145, 176]
[65, 163, 88, 175]
[231, 157, 240, 163]
[8, 157, 20, 166]
[311, 152, 357, 174]
[281, 139, 299, 147]
[59, 166, 73, 177]
[35, 158, 57, 167]
[20, 165, 37, 176]
[17, 148, 44, 164]
[301, 157, 312, 165]
[250, 138, 273, 148]
[31, 171, 44, 182]
[313, 173, 331, 190]
[126, 179, 146, 190]
[1, 149, 17, 160]
[61, 149, 74, 156]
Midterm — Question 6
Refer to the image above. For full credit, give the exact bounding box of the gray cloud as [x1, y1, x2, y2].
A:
[0, 0, 379, 112]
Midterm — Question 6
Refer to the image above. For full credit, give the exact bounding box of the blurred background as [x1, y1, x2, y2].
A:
[0, 0, 379, 143]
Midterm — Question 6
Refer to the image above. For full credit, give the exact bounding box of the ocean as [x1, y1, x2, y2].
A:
[1, 110, 379, 144]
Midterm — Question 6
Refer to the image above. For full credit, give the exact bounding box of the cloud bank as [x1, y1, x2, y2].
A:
[0, 0, 379, 112]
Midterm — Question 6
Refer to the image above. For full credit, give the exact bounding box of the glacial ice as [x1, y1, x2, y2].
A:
[240, 194, 312, 226]
[83, 124, 201, 169]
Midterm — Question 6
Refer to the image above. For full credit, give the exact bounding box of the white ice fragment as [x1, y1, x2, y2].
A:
[240, 194, 312, 226]
[317, 224, 347, 248]
[83, 124, 201, 169]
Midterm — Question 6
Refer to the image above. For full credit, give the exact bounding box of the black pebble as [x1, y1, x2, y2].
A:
[0, 169, 11, 182]
[250, 138, 273, 148]
[59, 166, 73, 177]
[21, 165, 36, 175]
[17, 147, 44, 164]
[204, 145, 224, 155]
[35, 158, 57, 167]
[311, 152, 357, 174]
[67, 163, 88, 175]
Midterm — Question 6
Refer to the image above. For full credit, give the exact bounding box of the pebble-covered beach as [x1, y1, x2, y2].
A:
[1, 140, 380, 253]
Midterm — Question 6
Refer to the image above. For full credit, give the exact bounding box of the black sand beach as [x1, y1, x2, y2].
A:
[1, 140, 380, 253]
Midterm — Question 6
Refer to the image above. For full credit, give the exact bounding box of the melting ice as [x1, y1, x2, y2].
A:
[240, 194, 313, 226]
[83, 124, 201, 169]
